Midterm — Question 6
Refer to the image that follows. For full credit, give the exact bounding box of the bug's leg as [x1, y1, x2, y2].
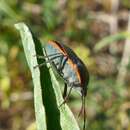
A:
[78, 95, 86, 130]
[57, 56, 68, 76]
[63, 83, 67, 99]
[56, 55, 64, 75]
[57, 55, 64, 70]
[60, 56, 68, 70]
[78, 96, 84, 117]
[34, 62, 47, 69]
[33, 53, 63, 59]
[59, 85, 73, 107]
[33, 54, 64, 69]
[33, 60, 60, 69]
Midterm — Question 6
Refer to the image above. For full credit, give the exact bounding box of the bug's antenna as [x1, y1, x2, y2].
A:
[59, 86, 73, 107]
[83, 95, 86, 130]
[78, 95, 86, 130]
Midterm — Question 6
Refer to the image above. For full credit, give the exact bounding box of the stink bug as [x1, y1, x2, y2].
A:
[34, 40, 89, 130]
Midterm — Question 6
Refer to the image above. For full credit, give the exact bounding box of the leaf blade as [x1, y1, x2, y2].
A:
[15, 23, 47, 130]
[15, 22, 80, 130]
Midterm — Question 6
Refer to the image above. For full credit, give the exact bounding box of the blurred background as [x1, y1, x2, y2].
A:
[0, 0, 130, 130]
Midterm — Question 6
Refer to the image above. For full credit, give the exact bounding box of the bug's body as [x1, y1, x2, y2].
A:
[45, 40, 89, 97]
[35, 40, 89, 130]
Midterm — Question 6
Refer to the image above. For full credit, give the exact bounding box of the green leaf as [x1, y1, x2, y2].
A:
[15, 23, 80, 130]
[94, 31, 130, 52]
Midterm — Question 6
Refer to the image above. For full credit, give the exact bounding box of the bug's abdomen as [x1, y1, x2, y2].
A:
[62, 62, 79, 85]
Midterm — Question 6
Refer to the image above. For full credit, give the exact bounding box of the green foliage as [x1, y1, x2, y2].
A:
[0, 55, 10, 109]
[94, 31, 130, 52]
[42, 0, 58, 30]
[15, 23, 80, 130]
[121, 0, 130, 8]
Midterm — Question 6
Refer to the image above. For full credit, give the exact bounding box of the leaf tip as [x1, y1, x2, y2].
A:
[14, 22, 26, 30]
